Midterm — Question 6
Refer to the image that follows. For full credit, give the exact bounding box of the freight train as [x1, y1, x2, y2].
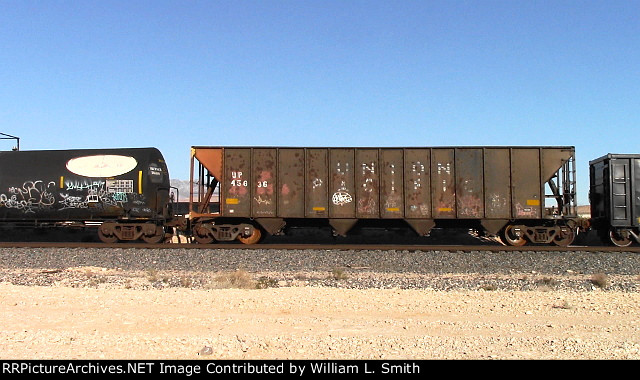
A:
[0, 145, 638, 247]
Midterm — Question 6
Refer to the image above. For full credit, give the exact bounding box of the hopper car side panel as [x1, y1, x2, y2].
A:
[278, 148, 305, 218]
[189, 146, 578, 246]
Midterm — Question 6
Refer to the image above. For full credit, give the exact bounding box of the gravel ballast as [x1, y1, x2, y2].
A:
[1, 246, 639, 360]
[1, 247, 639, 291]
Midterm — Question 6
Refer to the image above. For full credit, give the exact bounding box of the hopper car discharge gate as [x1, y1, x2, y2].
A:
[187, 146, 581, 246]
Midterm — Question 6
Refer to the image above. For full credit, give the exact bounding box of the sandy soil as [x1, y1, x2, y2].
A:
[1, 276, 639, 360]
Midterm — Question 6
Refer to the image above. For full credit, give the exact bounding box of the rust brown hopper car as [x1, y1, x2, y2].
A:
[188, 146, 580, 246]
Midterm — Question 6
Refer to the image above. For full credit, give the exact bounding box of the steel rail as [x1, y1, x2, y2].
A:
[0, 241, 639, 253]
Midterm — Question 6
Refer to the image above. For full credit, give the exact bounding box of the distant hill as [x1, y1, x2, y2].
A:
[170, 179, 191, 201]
[577, 205, 590, 218]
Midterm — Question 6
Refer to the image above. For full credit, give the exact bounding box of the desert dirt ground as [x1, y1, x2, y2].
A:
[1, 270, 639, 360]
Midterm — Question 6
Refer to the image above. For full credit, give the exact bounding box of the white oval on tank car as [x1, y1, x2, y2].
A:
[65, 155, 138, 177]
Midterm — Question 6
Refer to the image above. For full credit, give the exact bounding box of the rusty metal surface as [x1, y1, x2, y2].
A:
[278, 148, 304, 218]
[484, 148, 511, 219]
[356, 149, 379, 218]
[431, 148, 455, 219]
[252, 148, 276, 217]
[329, 148, 355, 218]
[380, 149, 404, 219]
[511, 148, 542, 218]
[190, 146, 576, 230]
[223, 148, 251, 217]
[306, 149, 328, 218]
[404, 148, 430, 219]
[455, 148, 484, 218]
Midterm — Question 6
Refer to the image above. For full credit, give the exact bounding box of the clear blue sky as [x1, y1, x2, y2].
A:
[1, 0, 639, 204]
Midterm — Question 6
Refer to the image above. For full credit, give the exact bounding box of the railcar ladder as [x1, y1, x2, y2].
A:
[562, 156, 577, 216]
[546, 156, 577, 217]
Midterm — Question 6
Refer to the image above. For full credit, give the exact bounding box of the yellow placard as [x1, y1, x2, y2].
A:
[526, 199, 540, 206]
[312, 207, 325, 211]
[386, 207, 400, 212]
[226, 198, 239, 205]
[438, 207, 453, 212]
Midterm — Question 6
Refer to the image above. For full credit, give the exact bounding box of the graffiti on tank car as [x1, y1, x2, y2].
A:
[59, 193, 88, 209]
[111, 192, 128, 203]
[65, 180, 105, 191]
[0, 178, 144, 213]
[0, 180, 56, 213]
[131, 198, 147, 205]
[131, 207, 152, 214]
[62, 179, 128, 209]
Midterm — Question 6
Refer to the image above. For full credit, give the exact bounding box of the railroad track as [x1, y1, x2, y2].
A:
[1, 241, 639, 253]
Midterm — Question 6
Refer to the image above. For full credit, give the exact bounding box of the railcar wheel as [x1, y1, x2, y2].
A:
[193, 226, 214, 244]
[98, 227, 118, 243]
[237, 227, 262, 245]
[500, 225, 527, 246]
[194, 234, 214, 244]
[553, 228, 575, 247]
[609, 229, 632, 247]
[142, 226, 165, 244]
